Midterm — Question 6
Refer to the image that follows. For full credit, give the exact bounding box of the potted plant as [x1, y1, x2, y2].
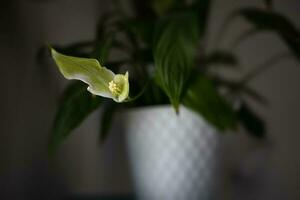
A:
[46, 0, 300, 199]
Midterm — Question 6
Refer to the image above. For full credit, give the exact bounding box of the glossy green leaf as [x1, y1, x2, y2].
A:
[49, 82, 102, 153]
[183, 76, 237, 131]
[237, 102, 266, 138]
[239, 8, 300, 61]
[154, 12, 199, 111]
[51, 48, 129, 102]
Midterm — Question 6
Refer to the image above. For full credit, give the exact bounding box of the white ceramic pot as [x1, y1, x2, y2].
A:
[123, 106, 223, 200]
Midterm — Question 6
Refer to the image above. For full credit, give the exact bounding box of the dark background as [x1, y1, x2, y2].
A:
[0, 0, 300, 199]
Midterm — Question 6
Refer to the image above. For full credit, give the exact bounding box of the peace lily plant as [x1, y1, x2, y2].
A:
[46, 0, 300, 152]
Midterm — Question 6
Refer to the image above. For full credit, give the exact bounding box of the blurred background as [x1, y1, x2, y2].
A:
[1, 0, 300, 199]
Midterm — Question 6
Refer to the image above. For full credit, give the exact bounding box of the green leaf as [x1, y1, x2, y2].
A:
[91, 13, 120, 64]
[242, 86, 268, 105]
[237, 102, 266, 138]
[213, 76, 267, 105]
[51, 48, 130, 102]
[99, 102, 117, 143]
[193, 0, 211, 36]
[128, 78, 169, 106]
[263, 0, 272, 9]
[49, 82, 102, 153]
[205, 51, 238, 66]
[91, 37, 114, 65]
[95, 12, 118, 40]
[183, 76, 237, 131]
[126, 19, 155, 47]
[132, 0, 156, 18]
[154, 12, 199, 111]
[239, 8, 300, 61]
[151, 0, 176, 15]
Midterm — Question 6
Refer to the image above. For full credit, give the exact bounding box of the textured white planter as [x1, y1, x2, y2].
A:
[123, 106, 223, 200]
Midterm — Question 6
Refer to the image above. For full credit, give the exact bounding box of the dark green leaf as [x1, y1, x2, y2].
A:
[263, 0, 272, 9]
[135, 48, 154, 64]
[183, 76, 237, 131]
[95, 12, 117, 40]
[132, 0, 156, 18]
[205, 51, 238, 66]
[239, 8, 300, 61]
[193, 0, 211, 36]
[100, 102, 117, 143]
[126, 19, 155, 47]
[243, 86, 268, 105]
[49, 82, 102, 153]
[237, 102, 266, 138]
[91, 37, 114, 65]
[129, 79, 169, 106]
[151, 0, 179, 15]
[213, 77, 267, 105]
[154, 11, 199, 111]
[91, 13, 121, 64]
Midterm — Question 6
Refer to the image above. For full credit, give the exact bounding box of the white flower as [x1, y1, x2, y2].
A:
[51, 48, 129, 102]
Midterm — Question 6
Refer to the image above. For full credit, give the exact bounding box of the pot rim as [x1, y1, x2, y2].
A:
[120, 104, 187, 114]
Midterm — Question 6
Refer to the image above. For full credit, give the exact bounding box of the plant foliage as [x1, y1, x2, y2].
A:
[44, 0, 300, 151]
[154, 11, 199, 111]
[49, 82, 102, 153]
